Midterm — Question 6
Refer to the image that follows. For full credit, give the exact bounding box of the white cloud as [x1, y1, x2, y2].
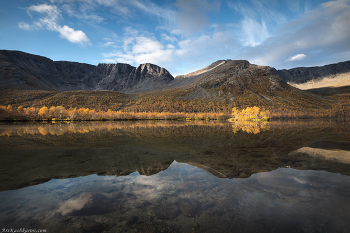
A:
[130, 0, 176, 22]
[100, 41, 116, 47]
[161, 34, 177, 42]
[95, 0, 131, 16]
[167, 44, 175, 49]
[19, 3, 91, 46]
[28, 4, 60, 19]
[227, 0, 287, 25]
[132, 37, 164, 54]
[170, 29, 182, 35]
[135, 49, 174, 64]
[61, 3, 104, 23]
[100, 29, 176, 66]
[239, 0, 350, 68]
[101, 51, 135, 64]
[58, 25, 91, 45]
[286, 54, 306, 62]
[241, 18, 269, 47]
[18, 22, 42, 30]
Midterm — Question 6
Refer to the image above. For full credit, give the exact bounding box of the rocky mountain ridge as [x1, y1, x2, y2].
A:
[0, 50, 174, 92]
[1, 50, 349, 94]
[277, 61, 350, 87]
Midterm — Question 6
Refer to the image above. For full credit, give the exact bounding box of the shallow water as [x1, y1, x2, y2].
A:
[0, 120, 349, 232]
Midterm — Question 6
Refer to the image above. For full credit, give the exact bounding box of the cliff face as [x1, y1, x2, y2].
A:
[0, 50, 174, 92]
[277, 61, 350, 84]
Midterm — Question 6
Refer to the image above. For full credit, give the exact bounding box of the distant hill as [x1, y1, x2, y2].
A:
[277, 61, 350, 91]
[0, 50, 174, 92]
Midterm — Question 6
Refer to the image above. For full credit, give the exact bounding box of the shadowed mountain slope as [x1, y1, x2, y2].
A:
[277, 61, 350, 91]
[0, 50, 174, 92]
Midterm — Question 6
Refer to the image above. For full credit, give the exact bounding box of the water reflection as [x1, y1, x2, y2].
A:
[0, 120, 343, 136]
[231, 121, 270, 134]
[0, 162, 349, 232]
[0, 121, 350, 232]
[1, 121, 350, 190]
[0, 121, 229, 137]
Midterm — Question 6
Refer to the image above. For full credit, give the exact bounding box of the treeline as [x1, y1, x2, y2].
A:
[0, 105, 230, 121]
[1, 103, 349, 121]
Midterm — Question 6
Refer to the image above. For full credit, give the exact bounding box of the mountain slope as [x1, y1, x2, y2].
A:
[277, 61, 350, 90]
[0, 50, 174, 92]
[162, 60, 333, 108]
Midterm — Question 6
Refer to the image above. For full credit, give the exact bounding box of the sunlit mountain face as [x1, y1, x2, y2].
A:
[1, 121, 350, 232]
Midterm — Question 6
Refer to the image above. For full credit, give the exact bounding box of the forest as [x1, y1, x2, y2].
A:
[0, 89, 349, 121]
[0, 105, 230, 121]
[0, 103, 349, 121]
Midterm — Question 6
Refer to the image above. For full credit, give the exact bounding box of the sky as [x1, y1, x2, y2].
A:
[1, 0, 350, 76]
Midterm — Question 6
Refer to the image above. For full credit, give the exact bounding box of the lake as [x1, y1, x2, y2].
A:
[0, 120, 349, 233]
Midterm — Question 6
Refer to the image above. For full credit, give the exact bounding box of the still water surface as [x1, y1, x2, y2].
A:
[0, 121, 349, 232]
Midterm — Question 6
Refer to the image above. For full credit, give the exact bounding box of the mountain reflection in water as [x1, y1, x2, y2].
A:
[0, 121, 350, 232]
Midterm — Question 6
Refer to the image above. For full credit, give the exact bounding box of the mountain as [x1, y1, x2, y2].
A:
[2, 50, 349, 95]
[169, 59, 287, 96]
[0, 50, 174, 92]
[1, 50, 339, 111]
[162, 59, 335, 109]
[277, 61, 350, 90]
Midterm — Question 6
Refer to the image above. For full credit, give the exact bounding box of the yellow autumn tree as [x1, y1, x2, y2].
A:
[49, 106, 56, 118]
[229, 106, 270, 122]
[38, 106, 49, 119]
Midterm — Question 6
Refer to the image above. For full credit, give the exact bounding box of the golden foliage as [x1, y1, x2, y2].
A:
[229, 106, 270, 121]
[0, 104, 230, 121]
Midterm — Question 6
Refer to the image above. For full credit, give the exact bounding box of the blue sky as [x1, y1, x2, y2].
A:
[1, 0, 350, 76]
